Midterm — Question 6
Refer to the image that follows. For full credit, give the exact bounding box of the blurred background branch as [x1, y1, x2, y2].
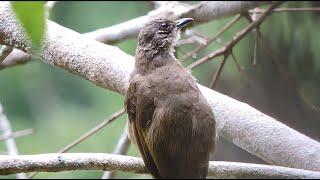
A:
[249, 7, 320, 13]
[0, 128, 33, 141]
[0, 46, 13, 64]
[0, 49, 31, 70]
[102, 126, 131, 179]
[0, 102, 28, 179]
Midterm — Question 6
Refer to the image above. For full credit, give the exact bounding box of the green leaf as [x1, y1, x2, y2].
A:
[12, 1, 45, 50]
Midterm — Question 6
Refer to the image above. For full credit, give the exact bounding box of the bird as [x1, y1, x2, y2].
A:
[124, 18, 217, 179]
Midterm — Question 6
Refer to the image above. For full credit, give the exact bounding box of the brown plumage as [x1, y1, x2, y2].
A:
[125, 18, 217, 179]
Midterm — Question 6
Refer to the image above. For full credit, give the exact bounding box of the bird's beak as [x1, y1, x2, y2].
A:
[174, 18, 194, 29]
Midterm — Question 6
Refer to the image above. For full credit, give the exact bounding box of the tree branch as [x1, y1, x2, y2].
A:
[0, 128, 34, 141]
[1, 1, 320, 172]
[0, 45, 13, 63]
[0, 49, 31, 70]
[186, 2, 282, 70]
[181, 1, 266, 25]
[182, 14, 242, 61]
[83, 1, 270, 44]
[210, 54, 229, 89]
[250, 7, 320, 13]
[83, 1, 191, 44]
[102, 126, 131, 179]
[0, 153, 320, 179]
[0, 102, 28, 179]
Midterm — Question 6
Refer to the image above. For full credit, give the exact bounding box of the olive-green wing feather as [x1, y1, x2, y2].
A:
[124, 81, 161, 179]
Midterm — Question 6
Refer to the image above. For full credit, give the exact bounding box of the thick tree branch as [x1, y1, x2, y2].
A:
[83, 1, 269, 44]
[0, 153, 320, 179]
[1, 1, 320, 172]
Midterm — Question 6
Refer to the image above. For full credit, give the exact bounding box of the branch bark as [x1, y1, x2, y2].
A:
[0, 153, 320, 179]
[1, 1, 320, 172]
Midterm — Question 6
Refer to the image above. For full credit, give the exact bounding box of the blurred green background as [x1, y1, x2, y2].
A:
[1, 1, 320, 179]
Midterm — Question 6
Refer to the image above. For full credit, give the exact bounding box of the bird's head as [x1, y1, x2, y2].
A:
[137, 18, 194, 52]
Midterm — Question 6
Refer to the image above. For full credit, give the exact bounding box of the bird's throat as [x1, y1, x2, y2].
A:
[135, 48, 175, 75]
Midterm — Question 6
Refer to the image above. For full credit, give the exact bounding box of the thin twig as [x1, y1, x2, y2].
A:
[253, 28, 259, 67]
[186, 46, 225, 70]
[247, 8, 260, 67]
[182, 14, 242, 61]
[0, 128, 34, 141]
[28, 108, 125, 179]
[59, 109, 125, 153]
[231, 51, 243, 71]
[177, 38, 198, 46]
[186, 2, 282, 70]
[0, 49, 31, 70]
[184, 30, 209, 45]
[250, 7, 320, 13]
[102, 125, 131, 179]
[258, 31, 319, 111]
[0, 102, 28, 179]
[0, 46, 13, 64]
[210, 54, 229, 89]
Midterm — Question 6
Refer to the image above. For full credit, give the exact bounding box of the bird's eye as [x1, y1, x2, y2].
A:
[160, 22, 168, 28]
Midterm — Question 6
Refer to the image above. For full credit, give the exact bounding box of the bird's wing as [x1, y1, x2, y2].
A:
[124, 81, 161, 178]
